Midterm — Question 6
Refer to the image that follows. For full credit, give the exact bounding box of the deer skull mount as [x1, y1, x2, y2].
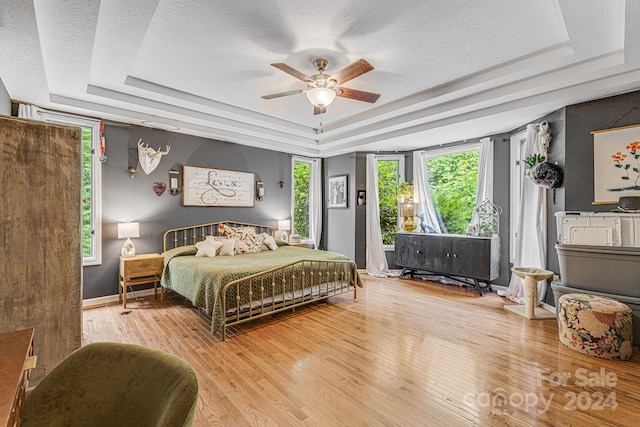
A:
[137, 139, 170, 174]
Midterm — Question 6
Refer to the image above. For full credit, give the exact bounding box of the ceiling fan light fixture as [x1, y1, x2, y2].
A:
[306, 87, 336, 107]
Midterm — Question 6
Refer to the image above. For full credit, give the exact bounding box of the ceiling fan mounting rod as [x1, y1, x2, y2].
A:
[313, 58, 329, 72]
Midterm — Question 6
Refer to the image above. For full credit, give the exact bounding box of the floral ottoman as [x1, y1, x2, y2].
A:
[558, 293, 633, 360]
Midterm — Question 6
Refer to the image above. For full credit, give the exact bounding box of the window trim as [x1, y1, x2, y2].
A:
[375, 155, 405, 250]
[39, 111, 102, 266]
[421, 143, 481, 160]
[291, 155, 315, 243]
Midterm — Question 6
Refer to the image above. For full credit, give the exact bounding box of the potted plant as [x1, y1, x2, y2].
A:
[524, 153, 545, 169]
[524, 154, 564, 189]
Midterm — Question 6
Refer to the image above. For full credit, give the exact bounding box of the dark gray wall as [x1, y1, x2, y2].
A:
[325, 154, 356, 259]
[0, 78, 10, 116]
[83, 124, 292, 299]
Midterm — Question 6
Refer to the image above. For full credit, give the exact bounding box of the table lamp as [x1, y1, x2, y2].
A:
[117, 222, 140, 257]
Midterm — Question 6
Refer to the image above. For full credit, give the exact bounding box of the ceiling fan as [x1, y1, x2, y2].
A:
[261, 58, 380, 115]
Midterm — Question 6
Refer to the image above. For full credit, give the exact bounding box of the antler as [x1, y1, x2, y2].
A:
[137, 139, 170, 156]
[137, 138, 149, 154]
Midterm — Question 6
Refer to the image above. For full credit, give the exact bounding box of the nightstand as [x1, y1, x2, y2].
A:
[118, 254, 165, 308]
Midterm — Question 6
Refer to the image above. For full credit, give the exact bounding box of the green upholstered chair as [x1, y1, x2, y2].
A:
[21, 342, 198, 427]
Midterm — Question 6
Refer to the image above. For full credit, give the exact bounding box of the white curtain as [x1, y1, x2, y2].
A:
[366, 154, 395, 277]
[17, 103, 42, 120]
[309, 158, 322, 249]
[469, 137, 494, 227]
[412, 151, 441, 233]
[500, 124, 547, 303]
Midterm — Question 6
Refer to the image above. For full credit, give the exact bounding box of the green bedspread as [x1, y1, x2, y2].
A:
[161, 245, 360, 335]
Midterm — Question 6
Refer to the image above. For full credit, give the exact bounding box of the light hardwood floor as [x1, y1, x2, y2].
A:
[83, 275, 640, 426]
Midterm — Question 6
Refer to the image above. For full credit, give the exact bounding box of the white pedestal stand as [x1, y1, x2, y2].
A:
[504, 267, 556, 320]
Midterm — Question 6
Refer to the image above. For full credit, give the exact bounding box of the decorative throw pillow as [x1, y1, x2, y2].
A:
[195, 236, 223, 257]
[219, 225, 264, 254]
[260, 233, 278, 251]
[217, 238, 235, 256]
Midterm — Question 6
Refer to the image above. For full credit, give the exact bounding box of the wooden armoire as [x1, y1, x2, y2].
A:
[0, 115, 82, 385]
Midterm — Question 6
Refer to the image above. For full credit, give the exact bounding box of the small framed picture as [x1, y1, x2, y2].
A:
[357, 190, 366, 206]
[328, 175, 348, 208]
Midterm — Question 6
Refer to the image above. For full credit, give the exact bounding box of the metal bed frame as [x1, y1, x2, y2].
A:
[163, 220, 358, 340]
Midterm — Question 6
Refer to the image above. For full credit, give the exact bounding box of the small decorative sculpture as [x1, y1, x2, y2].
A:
[417, 214, 435, 233]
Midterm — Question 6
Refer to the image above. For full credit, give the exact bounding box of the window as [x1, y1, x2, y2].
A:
[291, 157, 314, 240]
[510, 130, 527, 262]
[423, 145, 480, 235]
[40, 111, 102, 266]
[376, 155, 405, 247]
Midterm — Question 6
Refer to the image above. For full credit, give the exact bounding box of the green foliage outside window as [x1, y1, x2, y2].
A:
[293, 160, 310, 239]
[425, 150, 479, 235]
[81, 127, 93, 257]
[377, 160, 400, 245]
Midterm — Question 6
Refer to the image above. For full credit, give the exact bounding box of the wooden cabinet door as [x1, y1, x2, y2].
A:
[449, 237, 491, 280]
[0, 117, 82, 385]
[395, 233, 426, 269]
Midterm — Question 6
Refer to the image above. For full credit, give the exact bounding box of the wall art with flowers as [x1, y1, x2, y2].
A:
[592, 124, 640, 204]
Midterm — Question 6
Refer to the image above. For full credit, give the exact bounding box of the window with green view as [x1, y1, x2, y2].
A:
[425, 149, 479, 235]
[292, 158, 311, 239]
[377, 156, 404, 246]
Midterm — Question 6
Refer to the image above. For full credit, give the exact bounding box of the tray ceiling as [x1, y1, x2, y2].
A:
[1, 0, 638, 157]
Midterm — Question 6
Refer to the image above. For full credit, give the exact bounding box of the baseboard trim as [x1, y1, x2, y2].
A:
[83, 288, 158, 309]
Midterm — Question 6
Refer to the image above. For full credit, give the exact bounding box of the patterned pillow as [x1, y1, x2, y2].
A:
[218, 224, 264, 254]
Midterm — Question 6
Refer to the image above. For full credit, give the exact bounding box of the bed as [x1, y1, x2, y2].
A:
[162, 221, 360, 340]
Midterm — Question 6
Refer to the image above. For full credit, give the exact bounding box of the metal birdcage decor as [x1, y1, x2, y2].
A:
[471, 200, 502, 237]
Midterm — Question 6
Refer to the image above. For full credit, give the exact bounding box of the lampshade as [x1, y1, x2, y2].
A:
[306, 88, 336, 107]
[117, 222, 140, 239]
[277, 220, 291, 231]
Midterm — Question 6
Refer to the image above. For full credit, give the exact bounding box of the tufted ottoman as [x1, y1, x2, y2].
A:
[558, 293, 633, 360]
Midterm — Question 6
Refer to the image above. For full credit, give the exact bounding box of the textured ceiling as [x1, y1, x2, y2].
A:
[1, 0, 638, 157]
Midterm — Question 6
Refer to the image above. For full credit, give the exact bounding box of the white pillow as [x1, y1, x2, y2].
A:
[261, 233, 278, 251]
[218, 238, 235, 256]
[195, 236, 223, 257]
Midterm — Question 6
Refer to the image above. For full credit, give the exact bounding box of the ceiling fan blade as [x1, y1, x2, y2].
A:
[329, 58, 374, 85]
[337, 87, 380, 103]
[314, 105, 326, 115]
[261, 89, 304, 99]
[271, 63, 311, 82]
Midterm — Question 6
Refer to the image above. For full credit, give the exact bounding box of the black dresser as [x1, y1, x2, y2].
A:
[394, 232, 500, 296]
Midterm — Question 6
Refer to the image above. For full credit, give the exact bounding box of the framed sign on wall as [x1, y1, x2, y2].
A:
[182, 165, 255, 207]
[592, 124, 640, 204]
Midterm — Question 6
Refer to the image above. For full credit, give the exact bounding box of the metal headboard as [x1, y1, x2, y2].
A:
[163, 220, 276, 252]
